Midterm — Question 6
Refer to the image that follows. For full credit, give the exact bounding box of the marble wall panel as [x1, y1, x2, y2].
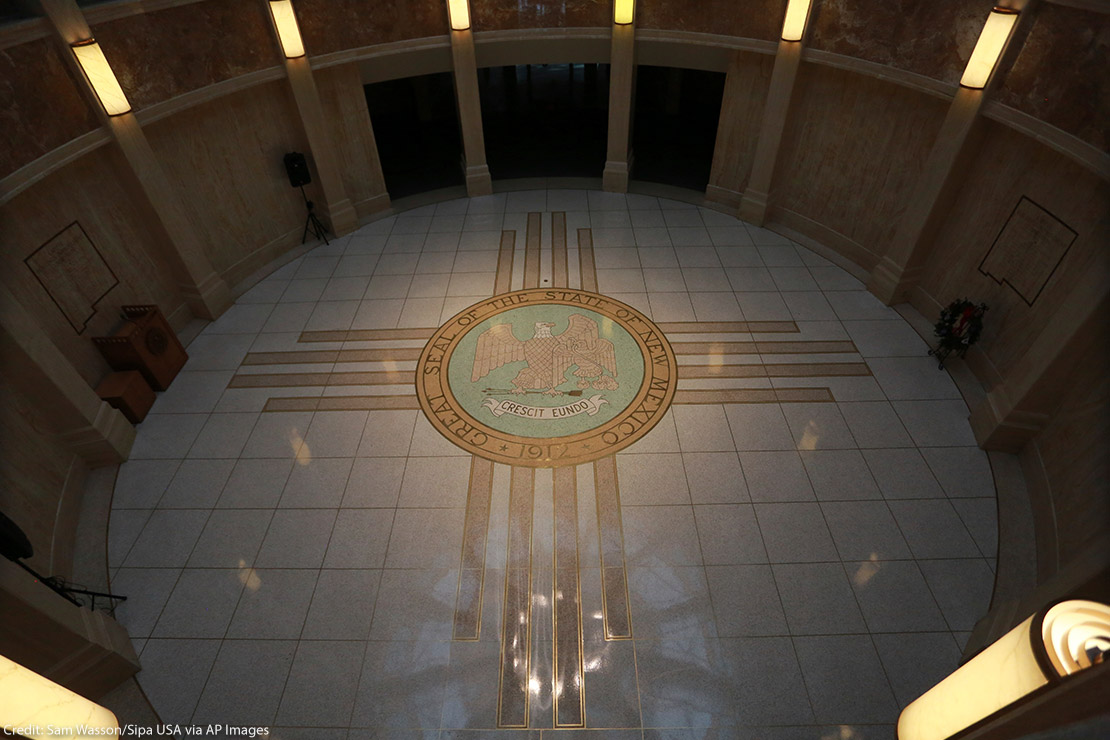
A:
[0, 376, 75, 574]
[90, 0, 278, 110]
[0, 145, 184, 388]
[918, 120, 1110, 375]
[294, 0, 449, 57]
[708, 51, 772, 196]
[996, 4, 1109, 152]
[773, 62, 946, 260]
[638, 0, 787, 42]
[315, 63, 388, 213]
[808, 0, 995, 87]
[1034, 340, 1109, 570]
[471, 0, 610, 31]
[144, 80, 307, 280]
[0, 38, 100, 178]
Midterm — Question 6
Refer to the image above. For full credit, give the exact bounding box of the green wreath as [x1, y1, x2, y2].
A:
[932, 299, 988, 358]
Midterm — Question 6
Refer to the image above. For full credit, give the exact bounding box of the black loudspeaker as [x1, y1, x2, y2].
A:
[283, 151, 312, 188]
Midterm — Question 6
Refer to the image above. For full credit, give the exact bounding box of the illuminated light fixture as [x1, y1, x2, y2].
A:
[960, 7, 1019, 89]
[898, 599, 1110, 740]
[781, 0, 813, 42]
[0, 654, 120, 740]
[614, 0, 635, 25]
[70, 39, 130, 116]
[447, 0, 471, 31]
[269, 0, 305, 58]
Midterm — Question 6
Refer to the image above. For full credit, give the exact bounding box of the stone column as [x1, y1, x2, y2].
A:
[969, 269, 1108, 453]
[868, 5, 1034, 304]
[738, 37, 804, 225]
[275, 48, 359, 235]
[602, 19, 636, 192]
[39, 0, 232, 320]
[0, 284, 133, 466]
[449, 25, 493, 196]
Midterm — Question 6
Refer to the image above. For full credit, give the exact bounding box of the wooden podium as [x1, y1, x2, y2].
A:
[93, 306, 187, 391]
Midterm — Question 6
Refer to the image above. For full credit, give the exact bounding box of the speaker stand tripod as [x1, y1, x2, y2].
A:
[300, 186, 330, 245]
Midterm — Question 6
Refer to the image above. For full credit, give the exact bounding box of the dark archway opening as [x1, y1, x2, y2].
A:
[478, 63, 610, 180]
[631, 65, 726, 191]
[363, 72, 465, 199]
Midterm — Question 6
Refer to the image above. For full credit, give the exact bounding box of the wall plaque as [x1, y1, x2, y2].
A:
[24, 222, 119, 333]
[979, 197, 1077, 306]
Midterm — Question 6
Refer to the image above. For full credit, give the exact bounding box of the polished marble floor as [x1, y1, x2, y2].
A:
[107, 190, 997, 739]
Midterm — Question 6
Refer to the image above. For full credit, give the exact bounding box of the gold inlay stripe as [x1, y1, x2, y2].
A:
[672, 387, 835, 404]
[593, 455, 631, 640]
[498, 466, 535, 728]
[242, 347, 422, 365]
[228, 370, 413, 388]
[677, 362, 872, 379]
[454, 457, 494, 641]
[262, 395, 421, 412]
[494, 230, 516, 295]
[552, 212, 568, 289]
[523, 212, 542, 289]
[553, 466, 584, 727]
[672, 340, 857, 355]
[657, 321, 799, 334]
[298, 328, 435, 342]
[578, 229, 597, 292]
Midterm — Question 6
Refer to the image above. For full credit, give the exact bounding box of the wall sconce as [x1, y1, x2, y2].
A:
[960, 6, 1019, 89]
[447, 0, 471, 31]
[269, 0, 306, 58]
[781, 0, 813, 42]
[614, 0, 635, 25]
[0, 654, 120, 740]
[70, 39, 130, 116]
[898, 599, 1110, 740]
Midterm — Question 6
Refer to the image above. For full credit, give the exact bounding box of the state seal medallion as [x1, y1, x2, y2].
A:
[417, 289, 677, 466]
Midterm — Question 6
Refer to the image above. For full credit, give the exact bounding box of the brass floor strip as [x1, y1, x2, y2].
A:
[523, 212, 542, 289]
[677, 362, 872, 379]
[454, 457, 495, 641]
[499, 467, 535, 728]
[672, 387, 834, 404]
[262, 395, 421, 412]
[593, 456, 631, 640]
[229, 370, 414, 388]
[494, 230, 516, 295]
[552, 466, 584, 727]
[657, 321, 799, 334]
[552, 212, 568, 289]
[578, 228, 597, 293]
[241, 347, 423, 365]
[298, 328, 435, 342]
[672, 340, 857, 355]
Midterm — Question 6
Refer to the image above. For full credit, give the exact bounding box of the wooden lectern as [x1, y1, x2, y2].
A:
[93, 305, 187, 391]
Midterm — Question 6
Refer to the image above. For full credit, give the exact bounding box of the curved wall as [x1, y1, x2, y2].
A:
[0, 0, 1107, 642]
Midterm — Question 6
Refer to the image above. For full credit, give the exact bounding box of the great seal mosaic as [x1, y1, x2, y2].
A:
[416, 288, 677, 466]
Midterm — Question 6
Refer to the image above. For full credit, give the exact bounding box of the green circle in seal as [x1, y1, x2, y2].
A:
[416, 289, 677, 468]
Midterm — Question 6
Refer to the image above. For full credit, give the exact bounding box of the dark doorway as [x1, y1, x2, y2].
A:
[632, 65, 726, 191]
[478, 64, 609, 180]
[364, 72, 465, 198]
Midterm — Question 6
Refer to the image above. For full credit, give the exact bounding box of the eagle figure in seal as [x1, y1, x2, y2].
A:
[471, 314, 619, 396]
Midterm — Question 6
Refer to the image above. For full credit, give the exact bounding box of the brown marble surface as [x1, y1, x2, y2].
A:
[996, 4, 1109, 152]
[638, 0, 786, 42]
[808, 0, 995, 87]
[472, 0, 609, 30]
[91, 0, 277, 110]
[0, 38, 100, 178]
[294, 0, 448, 57]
